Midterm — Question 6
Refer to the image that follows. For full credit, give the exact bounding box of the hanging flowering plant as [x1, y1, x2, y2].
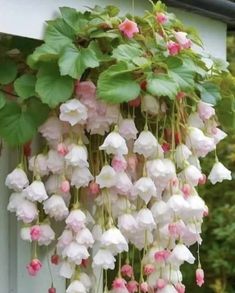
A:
[1, 1, 234, 292]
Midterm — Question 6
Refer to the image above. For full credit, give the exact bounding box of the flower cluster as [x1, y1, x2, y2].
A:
[5, 2, 232, 293]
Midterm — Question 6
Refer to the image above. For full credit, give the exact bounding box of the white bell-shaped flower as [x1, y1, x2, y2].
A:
[92, 248, 116, 270]
[100, 227, 128, 255]
[134, 130, 158, 158]
[99, 130, 128, 155]
[60, 99, 88, 126]
[25, 180, 48, 202]
[5, 167, 29, 192]
[43, 195, 69, 220]
[208, 161, 232, 184]
[65, 144, 88, 168]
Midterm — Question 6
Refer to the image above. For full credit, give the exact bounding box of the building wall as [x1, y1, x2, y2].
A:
[0, 1, 227, 292]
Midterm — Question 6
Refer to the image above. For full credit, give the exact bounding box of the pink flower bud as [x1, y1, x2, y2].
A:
[129, 97, 141, 107]
[156, 279, 166, 289]
[48, 288, 56, 293]
[126, 280, 139, 293]
[196, 268, 204, 287]
[112, 278, 127, 289]
[60, 180, 70, 193]
[182, 183, 191, 198]
[175, 283, 185, 293]
[88, 181, 100, 196]
[168, 222, 184, 238]
[81, 258, 90, 268]
[154, 250, 170, 263]
[140, 282, 149, 292]
[199, 174, 207, 185]
[30, 225, 41, 241]
[119, 18, 139, 38]
[57, 143, 68, 156]
[162, 143, 171, 153]
[143, 264, 155, 276]
[203, 205, 209, 217]
[112, 155, 127, 172]
[167, 41, 181, 56]
[51, 254, 59, 265]
[176, 92, 186, 100]
[156, 13, 168, 24]
[121, 264, 133, 278]
[27, 259, 42, 276]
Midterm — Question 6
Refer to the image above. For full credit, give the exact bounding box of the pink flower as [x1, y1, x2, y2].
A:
[143, 264, 155, 276]
[75, 80, 96, 100]
[65, 209, 86, 232]
[176, 92, 186, 100]
[48, 288, 56, 293]
[30, 225, 41, 241]
[167, 41, 181, 56]
[181, 183, 191, 198]
[119, 18, 139, 38]
[175, 283, 185, 293]
[126, 280, 139, 293]
[156, 279, 166, 289]
[140, 282, 149, 292]
[88, 181, 100, 196]
[156, 13, 168, 24]
[60, 180, 70, 193]
[112, 278, 127, 289]
[51, 254, 60, 265]
[174, 31, 192, 49]
[57, 143, 68, 156]
[168, 222, 185, 238]
[196, 268, 204, 287]
[198, 101, 215, 121]
[27, 259, 42, 276]
[154, 250, 170, 263]
[112, 155, 128, 172]
[121, 264, 133, 278]
[119, 119, 138, 140]
[199, 174, 207, 185]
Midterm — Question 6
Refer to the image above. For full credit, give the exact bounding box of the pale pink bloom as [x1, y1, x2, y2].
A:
[66, 280, 86, 293]
[132, 177, 156, 204]
[198, 101, 215, 120]
[7, 192, 25, 212]
[167, 194, 189, 214]
[96, 165, 117, 188]
[181, 183, 191, 198]
[174, 144, 192, 168]
[112, 155, 127, 172]
[183, 164, 203, 186]
[169, 244, 195, 265]
[57, 142, 68, 156]
[151, 200, 172, 224]
[126, 280, 139, 293]
[119, 18, 139, 38]
[16, 199, 38, 223]
[66, 209, 86, 232]
[57, 230, 73, 252]
[59, 260, 75, 279]
[208, 161, 232, 184]
[101, 227, 128, 255]
[20, 226, 31, 242]
[187, 112, 204, 129]
[134, 130, 158, 158]
[118, 213, 138, 233]
[100, 131, 128, 155]
[25, 180, 48, 202]
[156, 13, 168, 24]
[47, 150, 64, 174]
[28, 154, 49, 177]
[156, 279, 166, 289]
[39, 116, 63, 142]
[140, 282, 149, 292]
[210, 128, 227, 144]
[175, 283, 185, 293]
[158, 284, 178, 293]
[30, 225, 41, 241]
[60, 180, 70, 193]
[119, 119, 138, 140]
[196, 268, 204, 287]
[121, 264, 133, 278]
[92, 248, 116, 270]
[38, 224, 55, 246]
[75, 80, 96, 100]
[88, 181, 100, 196]
[154, 250, 170, 263]
[199, 174, 207, 185]
[71, 167, 93, 188]
[143, 264, 155, 276]
[136, 208, 155, 231]
[62, 241, 89, 265]
[167, 41, 181, 55]
[27, 259, 42, 276]
[5, 168, 29, 192]
[112, 278, 128, 292]
[43, 195, 69, 221]
[141, 94, 160, 116]
[168, 220, 186, 238]
[60, 99, 88, 126]
[75, 227, 94, 248]
[174, 31, 192, 49]
[65, 144, 88, 167]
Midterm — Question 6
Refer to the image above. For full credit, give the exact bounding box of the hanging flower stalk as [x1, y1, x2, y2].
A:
[3, 1, 233, 292]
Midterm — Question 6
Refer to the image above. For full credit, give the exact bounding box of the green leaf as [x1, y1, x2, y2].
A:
[97, 62, 140, 103]
[199, 82, 222, 105]
[14, 74, 36, 100]
[27, 44, 58, 68]
[166, 56, 183, 69]
[35, 63, 74, 108]
[169, 64, 195, 91]
[112, 44, 142, 63]
[106, 5, 120, 16]
[60, 7, 88, 33]
[58, 43, 100, 79]
[45, 18, 75, 52]
[0, 59, 17, 85]
[147, 74, 179, 99]
[89, 30, 120, 39]
[0, 92, 6, 109]
[0, 99, 49, 146]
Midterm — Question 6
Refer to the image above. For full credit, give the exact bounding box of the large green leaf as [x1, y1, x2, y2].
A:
[169, 64, 195, 91]
[147, 74, 179, 99]
[0, 92, 6, 109]
[58, 43, 100, 79]
[45, 18, 75, 52]
[199, 82, 222, 105]
[14, 74, 36, 100]
[27, 44, 58, 68]
[0, 99, 49, 146]
[97, 62, 140, 103]
[112, 44, 142, 63]
[35, 64, 74, 108]
[59, 7, 88, 33]
[0, 59, 17, 85]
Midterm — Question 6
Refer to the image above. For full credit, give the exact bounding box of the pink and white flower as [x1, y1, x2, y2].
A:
[99, 131, 128, 155]
[66, 209, 86, 232]
[119, 119, 138, 140]
[25, 180, 48, 202]
[119, 19, 139, 38]
[198, 101, 215, 120]
[43, 195, 68, 220]
[174, 31, 192, 49]
[65, 144, 88, 167]
[60, 99, 88, 126]
[5, 167, 29, 192]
